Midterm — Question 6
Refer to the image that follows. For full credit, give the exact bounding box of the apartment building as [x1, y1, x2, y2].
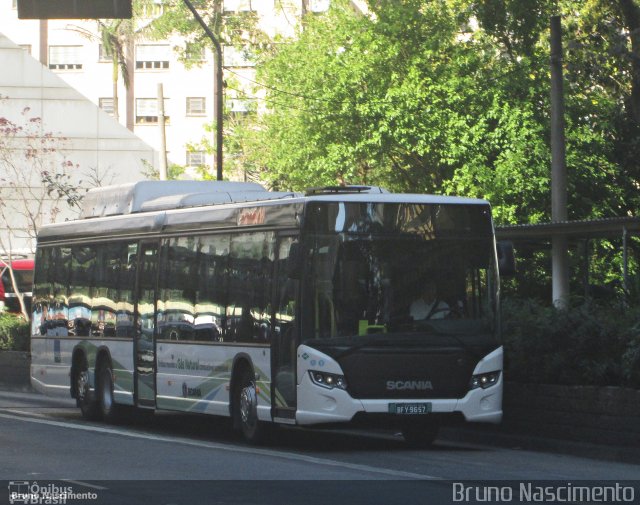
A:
[0, 0, 343, 179]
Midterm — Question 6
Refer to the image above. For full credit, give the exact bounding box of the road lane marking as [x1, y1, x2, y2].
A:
[6, 409, 49, 418]
[62, 480, 109, 491]
[0, 411, 440, 480]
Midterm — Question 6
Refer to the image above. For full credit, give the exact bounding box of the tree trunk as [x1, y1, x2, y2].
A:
[618, 0, 640, 124]
[112, 55, 120, 123]
[126, 38, 135, 132]
[5, 267, 28, 321]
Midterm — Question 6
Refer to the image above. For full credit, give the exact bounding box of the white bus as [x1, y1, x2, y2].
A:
[31, 181, 513, 446]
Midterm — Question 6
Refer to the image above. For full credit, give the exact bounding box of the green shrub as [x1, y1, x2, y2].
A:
[502, 298, 640, 389]
[0, 312, 30, 351]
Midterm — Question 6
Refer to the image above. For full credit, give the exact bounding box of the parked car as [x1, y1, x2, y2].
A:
[0, 258, 34, 314]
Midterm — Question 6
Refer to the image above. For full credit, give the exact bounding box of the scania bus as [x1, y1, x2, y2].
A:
[30, 181, 513, 446]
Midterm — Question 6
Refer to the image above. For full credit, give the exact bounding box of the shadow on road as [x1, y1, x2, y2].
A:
[100, 408, 483, 454]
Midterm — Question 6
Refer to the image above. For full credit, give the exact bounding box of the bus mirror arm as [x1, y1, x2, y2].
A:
[286, 242, 302, 279]
[497, 241, 516, 277]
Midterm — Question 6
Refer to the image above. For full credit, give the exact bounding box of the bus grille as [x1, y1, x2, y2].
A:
[337, 348, 477, 400]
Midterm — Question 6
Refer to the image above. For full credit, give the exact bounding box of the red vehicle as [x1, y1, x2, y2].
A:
[0, 258, 34, 314]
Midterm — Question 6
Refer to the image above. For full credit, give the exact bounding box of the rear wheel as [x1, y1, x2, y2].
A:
[75, 360, 100, 421]
[234, 367, 265, 444]
[97, 364, 120, 423]
[402, 422, 439, 448]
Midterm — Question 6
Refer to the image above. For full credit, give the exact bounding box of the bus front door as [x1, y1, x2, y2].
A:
[134, 241, 158, 408]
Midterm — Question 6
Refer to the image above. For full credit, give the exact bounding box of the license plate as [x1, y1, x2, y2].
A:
[388, 402, 432, 415]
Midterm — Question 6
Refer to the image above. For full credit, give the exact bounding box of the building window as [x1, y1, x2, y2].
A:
[136, 44, 170, 70]
[19, 45, 32, 55]
[223, 46, 254, 67]
[136, 98, 169, 124]
[141, 0, 164, 18]
[186, 150, 206, 167]
[98, 44, 113, 62]
[49, 45, 83, 70]
[185, 43, 206, 62]
[223, 0, 259, 12]
[99, 98, 115, 116]
[186, 97, 206, 116]
[309, 0, 330, 12]
[229, 98, 250, 116]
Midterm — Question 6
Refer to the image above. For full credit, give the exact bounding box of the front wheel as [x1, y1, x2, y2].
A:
[402, 422, 439, 448]
[235, 368, 265, 444]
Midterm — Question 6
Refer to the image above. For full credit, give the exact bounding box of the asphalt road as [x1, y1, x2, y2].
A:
[0, 390, 638, 505]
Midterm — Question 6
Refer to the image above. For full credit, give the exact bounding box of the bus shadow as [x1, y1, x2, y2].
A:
[117, 410, 483, 454]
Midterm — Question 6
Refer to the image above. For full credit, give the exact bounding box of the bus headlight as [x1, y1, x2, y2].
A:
[309, 371, 347, 390]
[470, 371, 501, 390]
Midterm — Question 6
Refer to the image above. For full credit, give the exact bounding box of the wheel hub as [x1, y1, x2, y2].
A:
[77, 371, 89, 402]
[239, 383, 257, 426]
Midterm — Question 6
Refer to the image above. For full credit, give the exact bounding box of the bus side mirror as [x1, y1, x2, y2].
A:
[286, 242, 302, 279]
[497, 241, 516, 277]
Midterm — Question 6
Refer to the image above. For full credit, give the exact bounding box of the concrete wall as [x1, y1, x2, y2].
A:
[501, 382, 640, 447]
[0, 351, 31, 391]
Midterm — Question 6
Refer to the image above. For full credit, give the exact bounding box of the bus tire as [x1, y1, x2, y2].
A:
[97, 364, 119, 423]
[234, 367, 265, 444]
[401, 422, 439, 448]
[75, 358, 100, 421]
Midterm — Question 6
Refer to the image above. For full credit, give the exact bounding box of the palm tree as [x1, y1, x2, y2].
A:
[67, 20, 134, 127]
[98, 19, 133, 125]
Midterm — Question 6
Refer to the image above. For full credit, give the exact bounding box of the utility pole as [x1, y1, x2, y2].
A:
[158, 83, 168, 181]
[182, 0, 224, 181]
[38, 19, 47, 66]
[550, 15, 569, 309]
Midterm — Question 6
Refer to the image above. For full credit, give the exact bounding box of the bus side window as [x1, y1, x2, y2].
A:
[229, 232, 274, 343]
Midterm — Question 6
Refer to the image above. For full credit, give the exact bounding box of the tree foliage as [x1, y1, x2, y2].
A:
[0, 102, 84, 318]
[235, 0, 640, 228]
[243, 0, 557, 223]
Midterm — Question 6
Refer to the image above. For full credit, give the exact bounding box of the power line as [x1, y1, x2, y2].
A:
[225, 60, 538, 113]
[225, 85, 328, 114]
[225, 68, 336, 104]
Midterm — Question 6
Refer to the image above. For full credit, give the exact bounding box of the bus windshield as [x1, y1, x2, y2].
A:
[300, 202, 498, 347]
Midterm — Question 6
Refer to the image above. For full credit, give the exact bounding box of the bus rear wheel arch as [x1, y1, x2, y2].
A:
[95, 354, 120, 423]
[71, 351, 100, 421]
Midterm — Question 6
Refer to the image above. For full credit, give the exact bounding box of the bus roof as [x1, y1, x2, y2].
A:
[37, 182, 490, 243]
[80, 180, 281, 218]
[79, 181, 488, 219]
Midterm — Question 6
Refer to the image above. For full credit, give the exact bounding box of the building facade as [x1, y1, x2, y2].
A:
[0, 0, 358, 179]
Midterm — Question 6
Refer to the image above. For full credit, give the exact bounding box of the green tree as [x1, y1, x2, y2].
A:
[243, 0, 551, 225]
